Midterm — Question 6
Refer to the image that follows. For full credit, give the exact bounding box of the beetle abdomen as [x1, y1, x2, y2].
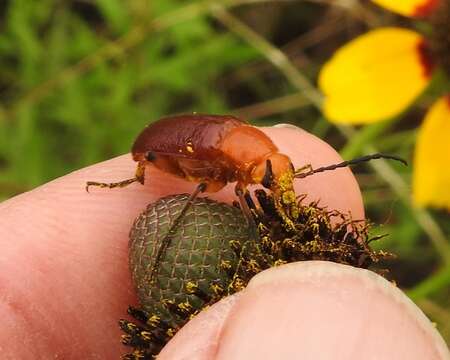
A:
[132, 114, 246, 161]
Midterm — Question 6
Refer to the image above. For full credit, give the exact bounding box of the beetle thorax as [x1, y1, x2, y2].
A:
[220, 125, 278, 177]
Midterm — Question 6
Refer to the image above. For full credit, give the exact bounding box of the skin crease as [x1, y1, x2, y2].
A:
[1, 125, 445, 359]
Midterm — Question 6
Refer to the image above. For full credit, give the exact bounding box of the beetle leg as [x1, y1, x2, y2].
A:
[86, 162, 146, 192]
[234, 185, 254, 225]
[149, 182, 207, 284]
[293, 164, 313, 178]
[273, 195, 297, 230]
[235, 185, 260, 240]
[243, 191, 265, 219]
[270, 170, 298, 231]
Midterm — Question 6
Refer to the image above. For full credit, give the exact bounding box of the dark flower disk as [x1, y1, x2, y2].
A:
[120, 191, 391, 359]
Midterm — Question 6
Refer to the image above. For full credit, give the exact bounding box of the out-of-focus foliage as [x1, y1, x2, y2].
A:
[0, 0, 258, 192]
[0, 0, 449, 344]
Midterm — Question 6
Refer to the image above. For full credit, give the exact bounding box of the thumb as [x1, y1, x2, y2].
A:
[159, 261, 449, 360]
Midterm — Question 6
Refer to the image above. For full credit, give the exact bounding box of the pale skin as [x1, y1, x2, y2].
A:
[0, 126, 447, 359]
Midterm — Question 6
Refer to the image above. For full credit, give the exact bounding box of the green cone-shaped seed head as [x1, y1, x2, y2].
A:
[129, 194, 252, 321]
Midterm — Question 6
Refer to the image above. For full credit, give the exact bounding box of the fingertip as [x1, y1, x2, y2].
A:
[158, 294, 242, 360]
[0, 124, 368, 359]
[214, 261, 449, 360]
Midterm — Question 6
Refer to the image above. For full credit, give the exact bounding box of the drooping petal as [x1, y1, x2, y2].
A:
[372, 0, 440, 17]
[319, 28, 433, 124]
[413, 96, 450, 210]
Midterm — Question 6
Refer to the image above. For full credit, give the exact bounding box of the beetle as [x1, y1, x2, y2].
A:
[87, 114, 302, 224]
[86, 114, 406, 280]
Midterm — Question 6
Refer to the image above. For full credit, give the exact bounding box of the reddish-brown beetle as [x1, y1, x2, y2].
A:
[87, 114, 405, 279]
[87, 114, 304, 224]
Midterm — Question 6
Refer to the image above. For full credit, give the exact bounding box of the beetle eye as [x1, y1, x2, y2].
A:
[145, 152, 156, 161]
[261, 159, 273, 189]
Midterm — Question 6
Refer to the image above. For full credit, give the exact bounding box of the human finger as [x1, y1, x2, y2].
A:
[159, 261, 449, 360]
[0, 125, 364, 358]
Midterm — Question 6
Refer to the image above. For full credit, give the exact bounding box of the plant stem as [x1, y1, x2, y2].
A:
[408, 264, 450, 300]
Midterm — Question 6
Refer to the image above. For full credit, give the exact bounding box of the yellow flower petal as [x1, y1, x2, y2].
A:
[413, 96, 450, 210]
[319, 28, 432, 124]
[372, 0, 439, 17]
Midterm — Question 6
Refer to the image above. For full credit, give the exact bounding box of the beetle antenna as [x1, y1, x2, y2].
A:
[294, 153, 407, 179]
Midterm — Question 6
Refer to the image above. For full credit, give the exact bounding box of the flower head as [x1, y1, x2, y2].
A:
[319, 0, 450, 210]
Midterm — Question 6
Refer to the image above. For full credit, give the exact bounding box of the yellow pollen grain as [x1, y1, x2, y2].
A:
[220, 260, 232, 270]
[211, 283, 224, 295]
[127, 323, 137, 331]
[282, 190, 296, 205]
[148, 315, 160, 326]
[186, 281, 198, 293]
[274, 259, 287, 266]
[166, 328, 176, 337]
[278, 171, 294, 192]
[178, 301, 192, 311]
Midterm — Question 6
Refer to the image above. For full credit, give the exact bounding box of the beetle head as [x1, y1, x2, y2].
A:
[145, 151, 156, 161]
[251, 153, 293, 189]
[252, 153, 298, 227]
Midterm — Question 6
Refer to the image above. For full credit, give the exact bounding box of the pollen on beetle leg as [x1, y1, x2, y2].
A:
[272, 171, 300, 229]
[281, 190, 296, 205]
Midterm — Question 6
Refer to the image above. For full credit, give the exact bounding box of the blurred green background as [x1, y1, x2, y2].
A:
[0, 0, 449, 344]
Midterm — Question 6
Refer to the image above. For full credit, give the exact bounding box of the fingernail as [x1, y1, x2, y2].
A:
[272, 123, 305, 132]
